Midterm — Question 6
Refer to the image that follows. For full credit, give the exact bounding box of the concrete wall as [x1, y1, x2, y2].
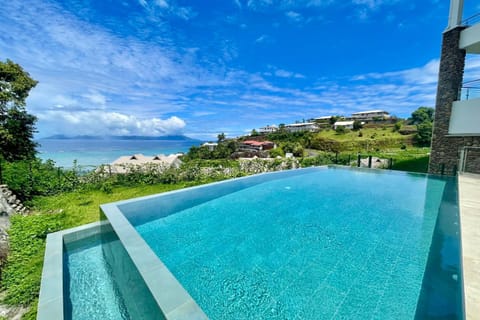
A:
[449, 99, 480, 135]
[460, 23, 480, 53]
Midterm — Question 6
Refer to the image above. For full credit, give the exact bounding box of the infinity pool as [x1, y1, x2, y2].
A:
[114, 167, 462, 319]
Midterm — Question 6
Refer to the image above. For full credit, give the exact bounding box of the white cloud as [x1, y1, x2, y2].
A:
[83, 92, 107, 106]
[38, 111, 186, 137]
[351, 59, 440, 85]
[285, 11, 303, 22]
[155, 0, 169, 8]
[255, 34, 273, 43]
[138, 0, 195, 20]
[352, 0, 400, 10]
[274, 69, 305, 78]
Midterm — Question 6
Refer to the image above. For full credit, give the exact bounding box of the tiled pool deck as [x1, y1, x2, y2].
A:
[458, 173, 480, 320]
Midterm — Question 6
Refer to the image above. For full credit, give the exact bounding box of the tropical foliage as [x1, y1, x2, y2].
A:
[0, 60, 38, 161]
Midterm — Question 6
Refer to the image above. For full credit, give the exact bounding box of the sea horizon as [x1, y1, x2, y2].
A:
[37, 138, 202, 168]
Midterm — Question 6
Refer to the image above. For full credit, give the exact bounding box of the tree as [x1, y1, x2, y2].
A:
[353, 120, 363, 131]
[0, 60, 38, 161]
[411, 106, 434, 124]
[251, 129, 259, 136]
[414, 121, 433, 147]
[217, 132, 226, 142]
[393, 121, 403, 132]
[329, 116, 339, 125]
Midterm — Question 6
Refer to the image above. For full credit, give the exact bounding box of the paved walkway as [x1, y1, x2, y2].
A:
[458, 173, 480, 320]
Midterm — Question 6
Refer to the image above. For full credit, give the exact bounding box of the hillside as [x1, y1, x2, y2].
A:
[264, 126, 416, 154]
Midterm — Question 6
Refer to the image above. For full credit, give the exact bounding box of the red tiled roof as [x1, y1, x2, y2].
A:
[243, 140, 274, 146]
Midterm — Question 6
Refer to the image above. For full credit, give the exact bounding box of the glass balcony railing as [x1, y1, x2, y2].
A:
[458, 79, 480, 100]
[462, 13, 480, 26]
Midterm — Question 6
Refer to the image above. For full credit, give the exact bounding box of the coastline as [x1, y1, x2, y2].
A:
[36, 138, 200, 168]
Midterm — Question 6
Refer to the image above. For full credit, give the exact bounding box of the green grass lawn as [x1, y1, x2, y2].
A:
[317, 127, 413, 141]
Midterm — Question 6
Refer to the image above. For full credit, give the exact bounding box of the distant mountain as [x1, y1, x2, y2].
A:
[41, 134, 200, 142]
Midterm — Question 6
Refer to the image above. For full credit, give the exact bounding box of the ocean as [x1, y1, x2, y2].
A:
[37, 139, 201, 168]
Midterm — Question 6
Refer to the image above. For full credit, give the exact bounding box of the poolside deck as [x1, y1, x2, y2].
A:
[458, 173, 480, 320]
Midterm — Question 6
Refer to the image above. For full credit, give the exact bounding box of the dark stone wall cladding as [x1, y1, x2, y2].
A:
[464, 147, 480, 174]
[429, 26, 480, 175]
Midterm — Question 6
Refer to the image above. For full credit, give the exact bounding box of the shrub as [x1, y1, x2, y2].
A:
[353, 120, 363, 131]
[414, 121, 433, 147]
[335, 126, 346, 134]
[269, 147, 284, 158]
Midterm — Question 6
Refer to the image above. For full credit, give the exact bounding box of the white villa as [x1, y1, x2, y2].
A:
[202, 142, 218, 151]
[351, 110, 390, 121]
[284, 122, 318, 133]
[258, 125, 278, 134]
[107, 153, 183, 174]
[334, 121, 354, 130]
[313, 116, 333, 122]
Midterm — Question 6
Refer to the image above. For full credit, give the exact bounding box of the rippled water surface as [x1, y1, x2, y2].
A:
[135, 168, 462, 319]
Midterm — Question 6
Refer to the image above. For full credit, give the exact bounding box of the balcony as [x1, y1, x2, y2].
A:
[449, 80, 480, 135]
[460, 14, 480, 54]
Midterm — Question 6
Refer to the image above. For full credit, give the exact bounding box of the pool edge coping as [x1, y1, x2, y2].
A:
[457, 172, 480, 320]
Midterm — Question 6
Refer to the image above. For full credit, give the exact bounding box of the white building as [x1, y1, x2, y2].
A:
[107, 153, 183, 173]
[258, 125, 278, 134]
[334, 121, 354, 130]
[202, 142, 218, 151]
[351, 110, 390, 121]
[313, 116, 334, 122]
[284, 122, 318, 133]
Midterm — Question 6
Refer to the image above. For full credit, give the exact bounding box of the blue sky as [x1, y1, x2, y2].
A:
[1, 0, 480, 140]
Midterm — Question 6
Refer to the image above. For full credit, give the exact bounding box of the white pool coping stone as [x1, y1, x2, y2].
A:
[458, 173, 480, 320]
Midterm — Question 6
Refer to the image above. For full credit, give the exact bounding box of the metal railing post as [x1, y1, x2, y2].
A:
[368, 156, 372, 168]
[357, 154, 361, 167]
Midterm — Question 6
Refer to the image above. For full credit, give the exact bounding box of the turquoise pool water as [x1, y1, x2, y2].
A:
[64, 235, 129, 320]
[132, 167, 462, 319]
[64, 230, 164, 320]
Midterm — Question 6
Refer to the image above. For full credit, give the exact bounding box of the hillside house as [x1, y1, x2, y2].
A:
[284, 122, 318, 133]
[351, 110, 390, 121]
